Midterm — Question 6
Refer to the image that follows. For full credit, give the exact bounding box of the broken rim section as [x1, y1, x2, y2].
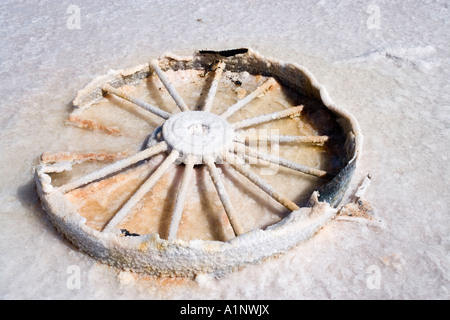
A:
[34, 48, 362, 277]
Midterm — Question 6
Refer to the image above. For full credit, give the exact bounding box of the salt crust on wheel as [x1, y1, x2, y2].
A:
[34, 48, 362, 277]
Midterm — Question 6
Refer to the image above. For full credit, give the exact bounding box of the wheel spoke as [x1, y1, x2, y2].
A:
[150, 59, 190, 112]
[231, 142, 329, 178]
[203, 60, 226, 112]
[102, 84, 172, 119]
[205, 156, 243, 237]
[232, 105, 303, 129]
[220, 78, 277, 119]
[224, 152, 299, 211]
[235, 131, 329, 146]
[167, 156, 195, 240]
[103, 149, 180, 233]
[58, 141, 168, 194]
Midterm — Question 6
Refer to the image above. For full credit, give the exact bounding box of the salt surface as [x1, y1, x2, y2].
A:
[0, 0, 449, 299]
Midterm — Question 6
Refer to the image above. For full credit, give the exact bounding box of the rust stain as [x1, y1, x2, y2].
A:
[67, 115, 123, 136]
[118, 172, 173, 236]
[41, 151, 129, 164]
[219, 210, 231, 226]
[235, 88, 247, 99]
[66, 167, 148, 231]
[120, 85, 134, 93]
[268, 81, 281, 92]
[66, 174, 128, 199]
[176, 189, 234, 241]
[136, 274, 191, 286]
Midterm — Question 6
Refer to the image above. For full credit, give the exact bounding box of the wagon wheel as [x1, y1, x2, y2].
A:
[35, 49, 361, 276]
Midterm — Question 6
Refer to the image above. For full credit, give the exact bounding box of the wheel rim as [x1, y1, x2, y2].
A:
[35, 48, 362, 276]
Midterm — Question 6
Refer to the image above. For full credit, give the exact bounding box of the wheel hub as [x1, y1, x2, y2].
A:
[162, 111, 235, 164]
